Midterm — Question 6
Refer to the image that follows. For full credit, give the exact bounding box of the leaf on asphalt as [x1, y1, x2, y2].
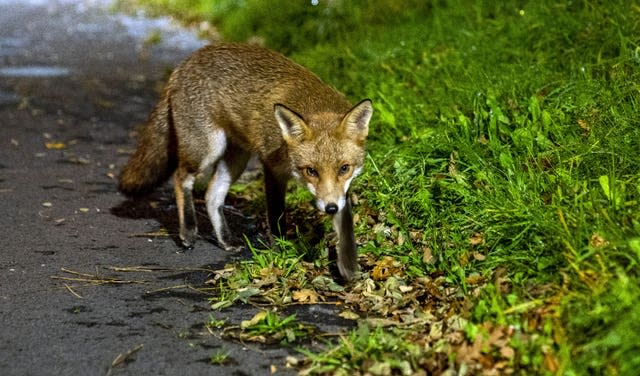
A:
[293, 289, 319, 304]
[45, 141, 66, 149]
[210, 300, 233, 310]
[241, 310, 269, 329]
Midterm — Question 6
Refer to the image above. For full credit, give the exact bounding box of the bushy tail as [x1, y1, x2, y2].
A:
[118, 96, 177, 197]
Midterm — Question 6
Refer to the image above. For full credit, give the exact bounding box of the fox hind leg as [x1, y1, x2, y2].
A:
[174, 168, 198, 249]
[206, 143, 250, 251]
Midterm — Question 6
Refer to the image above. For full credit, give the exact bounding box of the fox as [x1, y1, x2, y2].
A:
[118, 43, 373, 281]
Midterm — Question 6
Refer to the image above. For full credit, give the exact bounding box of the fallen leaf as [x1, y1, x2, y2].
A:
[260, 266, 283, 278]
[372, 256, 403, 280]
[544, 350, 559, 372]
[292, 289, 319, 304]
[577, 119, 590, 135]
[590, 233, 608, 248]
[469, 232, 484, 246]
[338, 310, 360, 320]
[398, 285, 413, 293]
[236, 287, 261, 303]
[311, 275, 345, 292]
[241, 310, 269, 329]
[422, 246, 435, 264]
[472, 251, 486, 261]
[45, 142, 66, 150]
[465, 273, 484, 285]
[500, 345, 515, 359]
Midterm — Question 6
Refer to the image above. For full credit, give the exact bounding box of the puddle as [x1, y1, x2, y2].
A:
[0, 65, 71, 77]
[0, 89, 20, 105]
[0, 37, 27, 57]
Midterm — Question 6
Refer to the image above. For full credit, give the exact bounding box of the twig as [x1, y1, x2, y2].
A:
[51, 267, 149, 285]
[145, 284, 216, 295]
[64, 284, 83, 299]
[128, 231, 172, 238]
[51, 276, 149, 285]
[106, 265, 212, 273]
[106, 343, 143, 376]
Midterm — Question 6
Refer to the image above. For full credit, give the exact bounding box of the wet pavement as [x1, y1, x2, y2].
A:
[0, 1, 334, 374]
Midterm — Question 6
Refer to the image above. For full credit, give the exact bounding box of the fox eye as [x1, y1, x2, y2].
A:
[338, 164, 350, 176]
[305, 167, 318, 177]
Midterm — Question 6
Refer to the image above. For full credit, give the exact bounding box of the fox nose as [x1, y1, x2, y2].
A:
[325, 203, 338, 214]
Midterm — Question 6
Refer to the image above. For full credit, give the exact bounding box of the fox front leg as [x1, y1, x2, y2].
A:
[264, 167, 287, 240]
[332, 197, 358, 281]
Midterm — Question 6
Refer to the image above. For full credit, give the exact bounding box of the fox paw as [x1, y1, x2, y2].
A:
[217, 235, 245, 252]
[179, 237, 195, 250]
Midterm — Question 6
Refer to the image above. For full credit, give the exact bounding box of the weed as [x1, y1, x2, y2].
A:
[209, 349, 231, 365]
[226, 310, 313, 345]
[205, 315, 225, 329]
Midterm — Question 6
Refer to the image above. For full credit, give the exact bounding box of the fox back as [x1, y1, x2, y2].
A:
[170, 44, 356, 168]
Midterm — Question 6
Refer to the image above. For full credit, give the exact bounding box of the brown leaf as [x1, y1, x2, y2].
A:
[397, 231, 406, 246]
[544, 350, 559, 372]
[472, 251, 486, 261]
[589, 233, 609, 248]
[422, 247, 435, 264]
[577, 119, 590, 135]
[465, 274, 484, 285]
[259, 266, 283, 278]
[371, 256, 403, 280]
[469, 232, 485, 246]
[500, 345, 515, 359]
[292, 289, 319, 304]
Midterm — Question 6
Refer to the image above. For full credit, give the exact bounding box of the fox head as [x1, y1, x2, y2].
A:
[275, 99, 373, 214]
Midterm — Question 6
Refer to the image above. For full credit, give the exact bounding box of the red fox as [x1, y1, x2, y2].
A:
[118, 43, 372, 281]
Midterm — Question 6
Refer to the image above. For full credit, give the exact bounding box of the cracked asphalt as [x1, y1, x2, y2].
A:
[0, 1, 344, 374]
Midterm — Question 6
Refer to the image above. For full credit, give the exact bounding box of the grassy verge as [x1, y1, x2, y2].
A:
[117, 0, 640, 374]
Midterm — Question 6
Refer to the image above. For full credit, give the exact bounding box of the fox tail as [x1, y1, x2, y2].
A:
[118, 96, 177, 196]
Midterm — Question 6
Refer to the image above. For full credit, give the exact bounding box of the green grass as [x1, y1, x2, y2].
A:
[117, 0, 640, 374]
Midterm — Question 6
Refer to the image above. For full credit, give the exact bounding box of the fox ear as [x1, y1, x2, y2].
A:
[341, 99, 373, 143]
[275, 104, 311, 144]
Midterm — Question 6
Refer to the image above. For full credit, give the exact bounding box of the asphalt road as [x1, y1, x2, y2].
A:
[0, 1, 332, 375]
